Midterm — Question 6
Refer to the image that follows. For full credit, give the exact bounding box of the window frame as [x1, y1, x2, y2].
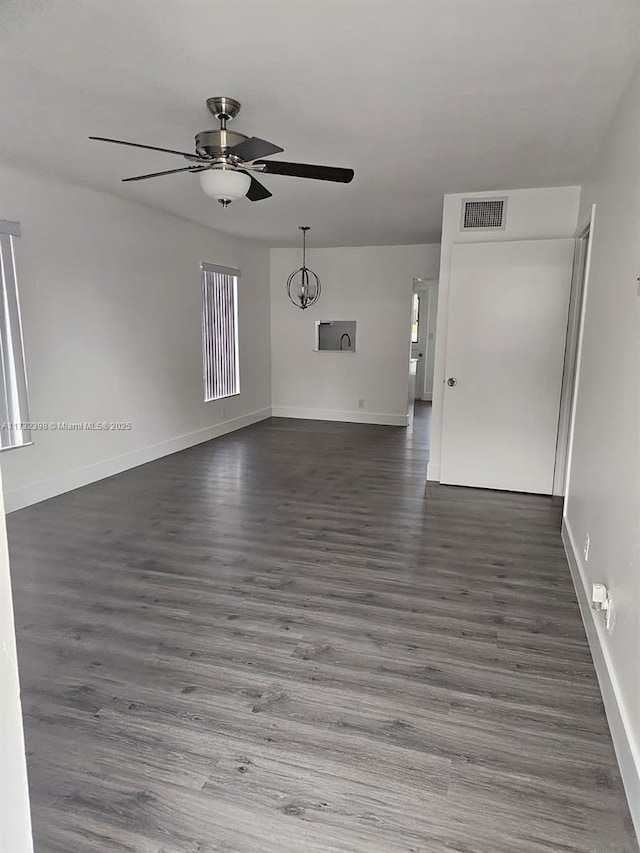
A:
[201, 262, 240, 403]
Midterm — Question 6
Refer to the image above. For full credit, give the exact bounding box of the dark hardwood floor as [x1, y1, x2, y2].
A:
[8, 404, 637, 852]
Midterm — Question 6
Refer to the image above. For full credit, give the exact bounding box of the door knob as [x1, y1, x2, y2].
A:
[418, 353, 423, 358]
[447, 377, 457, 387]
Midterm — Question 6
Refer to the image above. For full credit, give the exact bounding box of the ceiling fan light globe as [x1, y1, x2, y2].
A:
[199, 169, 251, 203]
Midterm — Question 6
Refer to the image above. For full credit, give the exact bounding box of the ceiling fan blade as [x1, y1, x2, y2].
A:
[89, 136, 201, 159]
[255, 160, 354, 183]
[244, 174, 272, 202]
[228, 136, 284, 162]
[122, 166, 206, 182]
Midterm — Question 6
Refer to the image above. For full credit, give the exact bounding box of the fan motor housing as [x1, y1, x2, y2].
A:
[195, 129, 248, 158]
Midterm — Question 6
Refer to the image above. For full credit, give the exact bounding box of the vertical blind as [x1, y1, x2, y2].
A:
[201, 263, 240, 401]
[0, 220, 31, 451]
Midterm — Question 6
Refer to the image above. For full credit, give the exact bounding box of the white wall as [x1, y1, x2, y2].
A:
[270, 245, 440, 425]
[562, 65, 640, 835]
[428, 185, 581, 480]
[0, 465, 33, 853]
[0, 165, 271, 512]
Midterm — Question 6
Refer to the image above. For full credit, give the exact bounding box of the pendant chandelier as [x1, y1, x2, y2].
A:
[287, 226, 321, 310]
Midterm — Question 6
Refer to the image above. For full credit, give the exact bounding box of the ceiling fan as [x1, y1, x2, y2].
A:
[89, 96, 354, 207]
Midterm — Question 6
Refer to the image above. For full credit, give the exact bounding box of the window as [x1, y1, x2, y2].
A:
[201, 263, 240, 401]
[411, 292, 420, 343]
[0, 220, 31, 451]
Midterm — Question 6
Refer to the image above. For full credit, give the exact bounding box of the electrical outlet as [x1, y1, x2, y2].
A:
[358, 398, 365, 409]
[221, 405, 226, 420]
[591, 581, 614, 632]
[583, 534, 590, 562]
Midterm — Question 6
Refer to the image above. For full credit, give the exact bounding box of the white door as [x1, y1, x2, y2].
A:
[440, 239, 574, 494]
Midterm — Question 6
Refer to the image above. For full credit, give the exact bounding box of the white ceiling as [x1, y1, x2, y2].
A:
[1, 0, 638, 246]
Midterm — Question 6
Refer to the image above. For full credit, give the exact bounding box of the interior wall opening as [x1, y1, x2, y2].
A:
[408, 277, 438, 455]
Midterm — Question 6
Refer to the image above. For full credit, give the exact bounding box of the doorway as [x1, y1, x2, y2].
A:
[408, 278, 438, 454]
[410, 278, 438, 403]
[553, 213, 593, 496]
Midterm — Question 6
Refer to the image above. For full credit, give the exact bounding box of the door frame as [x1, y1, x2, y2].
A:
[552, 206, 596, 496]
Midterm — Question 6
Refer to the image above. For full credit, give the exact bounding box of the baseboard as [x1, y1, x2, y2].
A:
[4, 407, 272, 513]
[562, 519, 640, 838]
[271, 406, 408, 427]
[427, 461, 440, 481]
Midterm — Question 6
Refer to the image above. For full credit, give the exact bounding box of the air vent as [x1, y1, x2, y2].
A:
[461, 197, 507, 231]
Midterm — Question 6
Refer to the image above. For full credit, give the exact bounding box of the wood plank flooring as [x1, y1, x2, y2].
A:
[7, 404, 637, 852]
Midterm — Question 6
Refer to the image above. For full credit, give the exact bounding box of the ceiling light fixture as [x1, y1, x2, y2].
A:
[287, 226, 321, 310]
[89, 96, 354, 210]
[199, 168, 252, 207]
